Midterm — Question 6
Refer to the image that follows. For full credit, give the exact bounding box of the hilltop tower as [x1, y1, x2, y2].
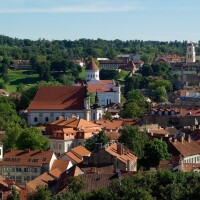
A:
[186, 42, 196, 63]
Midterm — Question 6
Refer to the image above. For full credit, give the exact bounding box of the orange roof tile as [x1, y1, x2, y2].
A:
[0, 149, 55, 167]
[170, 139, 200, 157]
[105, 143, 137, 163]
[88, 84, 111, 93]
[27, 86, 86, 110]
[26, 172, 55, 191]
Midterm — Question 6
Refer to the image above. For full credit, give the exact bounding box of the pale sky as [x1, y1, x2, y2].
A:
[0, 0, 199, 42]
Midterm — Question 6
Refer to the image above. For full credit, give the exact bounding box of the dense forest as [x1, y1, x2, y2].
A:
[0, 35, 199, 61]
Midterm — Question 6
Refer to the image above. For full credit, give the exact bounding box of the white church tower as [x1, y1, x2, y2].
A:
[186, 42, 196, 63]
[85, 61, 100, 84]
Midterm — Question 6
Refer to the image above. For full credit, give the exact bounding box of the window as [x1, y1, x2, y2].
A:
[58, 143, 62, 150]
[34, 117, 38, 122]
[93, 113, 95, 120]
[45, 117, 49, 122]
[24, 168, 30, 172]
[16, 168, 21, 172]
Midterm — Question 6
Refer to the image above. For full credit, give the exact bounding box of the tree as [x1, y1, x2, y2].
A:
[67, 176, 86, 193]
[139, 64, 153, 77]
[85, 131, 109, 151]
[119, 126, 149, 158]
[152, 86, 168, 103]
[100, 69, 119, 80]
[143, 139, 171, 168]
[16, 127, 50, 150]
[7, 187, 20, 200]
[27, 186, 52, 200]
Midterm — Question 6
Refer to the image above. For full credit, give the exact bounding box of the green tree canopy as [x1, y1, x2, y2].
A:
[119, 125, 149, 158]
[143, 139, 171, 168]
[16, 127, 50, 150]
[85, 131, 109, 151]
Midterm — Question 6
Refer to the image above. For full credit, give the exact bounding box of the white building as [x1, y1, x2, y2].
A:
[186, 42, 196, 63]
[74, 61, 121, 106]
[27, 86, 91, 125]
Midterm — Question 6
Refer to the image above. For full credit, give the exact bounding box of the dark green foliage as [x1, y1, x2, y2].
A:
[119, 125, 149, 158]
[100, 69, 119, 80]
[85, 131, 109, 151]
[27, 186, 52, 200]
[120, 89, 148, 118]
[16, 127, 50, 150]
[143, 139, 171, 168]
[7, 187, 20, 200]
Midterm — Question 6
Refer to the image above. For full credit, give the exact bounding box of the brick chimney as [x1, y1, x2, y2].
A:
[117, 143, 123, 155]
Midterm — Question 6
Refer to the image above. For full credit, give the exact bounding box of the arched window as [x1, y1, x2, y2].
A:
[34, 117, 38, 122]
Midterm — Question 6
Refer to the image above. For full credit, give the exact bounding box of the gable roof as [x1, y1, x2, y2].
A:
[169, 139, 200, 157]
[105, 143, 137, 163]
[85, 61, 99, 71]
[26, 172, 55, 191]
[27, 86, 86, 110]
[59, 146, 91, 163]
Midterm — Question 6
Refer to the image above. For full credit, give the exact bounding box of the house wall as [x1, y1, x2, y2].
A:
[50, 139, 85, 155]
[0, 165, 41, 183]
[183, 154, 200, 163]
[28, 110, 86, 126]
[92, 91, 120, 106]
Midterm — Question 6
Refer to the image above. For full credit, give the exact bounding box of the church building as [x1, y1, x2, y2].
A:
[74, 61, 121, 106]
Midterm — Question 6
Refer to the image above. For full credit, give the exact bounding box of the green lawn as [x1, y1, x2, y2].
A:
[118, 70, 129, 80]
[79, 68, 86, 79]
[1, 70, 40, 92]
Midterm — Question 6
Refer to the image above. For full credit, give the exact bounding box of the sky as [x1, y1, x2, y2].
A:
[0, 0, 200, 42]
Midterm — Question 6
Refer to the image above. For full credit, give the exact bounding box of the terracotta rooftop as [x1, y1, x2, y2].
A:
[95, 120, 123, 131]
[27, 86, 86, 110]
[105, 131, 122, 140]
[88, 84, 111, 93]
[49, 160, 71, 178]
[105, 143, 137, 163]
[26, 172, 55, 191]
[99, 80, 113, 85]
[148, 129, 168, 135]
[85, 61, 99, 71]
[0, 149, 55, 167]
[59, 146, 91, 163]
[169, 139, 200, 157]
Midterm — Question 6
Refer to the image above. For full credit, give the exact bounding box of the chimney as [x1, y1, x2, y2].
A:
[187, 135, 191, 143]
[117, 143, 123, 155]
[180, 136, 184, 143]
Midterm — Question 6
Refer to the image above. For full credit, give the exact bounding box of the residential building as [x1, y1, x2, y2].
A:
[85, 142, 137, 172]
[26, 160, 72, 191]
[46, 117, 101, 154]
[59, 146, 91, 165]
[169, 134, 200, 164]
[0, 149, 57, 183]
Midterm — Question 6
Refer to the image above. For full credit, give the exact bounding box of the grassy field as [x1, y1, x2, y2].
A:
[0, 70, 40, 93]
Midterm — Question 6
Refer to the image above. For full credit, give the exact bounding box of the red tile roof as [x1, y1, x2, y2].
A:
[27, 86, 86, 110]
[59, 146, 91, 163]
[26, 172, 55, 191]
[0, 149, 55, 167]
[99, 80, 113, 85]
[88, 84, 111, 93]
[169, 139, 200, 157]
[105, 143, 137, 164]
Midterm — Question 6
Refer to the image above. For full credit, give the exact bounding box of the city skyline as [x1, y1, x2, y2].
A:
[0, 0, 199, 42]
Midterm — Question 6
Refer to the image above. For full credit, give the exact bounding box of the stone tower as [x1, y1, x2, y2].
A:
[186, 42, 196, 63]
